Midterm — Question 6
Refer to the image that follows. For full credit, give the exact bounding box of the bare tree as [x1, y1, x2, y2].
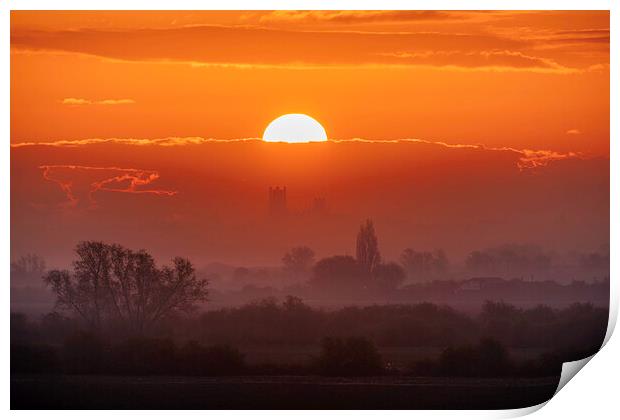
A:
[356, 219, 381, 274]
[45, 269, 99, 327]
[73, 241, 110, 328]
[282, 246, 315, 280]
[44, 241, 208, 332]
[11, 254, 46, 285]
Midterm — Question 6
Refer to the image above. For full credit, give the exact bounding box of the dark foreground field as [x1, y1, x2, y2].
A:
[11, 374, 560, 409]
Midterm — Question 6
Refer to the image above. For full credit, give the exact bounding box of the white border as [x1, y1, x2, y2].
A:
[3, 1, 616, 418]
[1, 0, 616, 11]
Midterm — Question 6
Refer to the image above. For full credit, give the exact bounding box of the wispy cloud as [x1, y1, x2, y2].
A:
[11, 137, 253, 148]
[10, 25, 596, 73]
[330, 138, 579, 170]
[40, 165, 79, 207]
[376, 50, 573, 73]
[260, 10, 458, 23]
[61, 98, 135, 106]
[566, 129, 582, 135]
[513, 148, 579, 169]
[14, 137, 579, 171]
[39, 164, 176, 208]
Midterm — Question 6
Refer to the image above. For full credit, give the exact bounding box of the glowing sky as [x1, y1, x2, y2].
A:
[11, 10, 609, 154]
[10, 11, 609, 266]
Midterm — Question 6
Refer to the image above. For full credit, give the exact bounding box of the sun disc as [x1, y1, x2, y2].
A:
[263, 114, 328, 143]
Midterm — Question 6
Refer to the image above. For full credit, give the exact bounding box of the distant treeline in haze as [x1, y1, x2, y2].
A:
[10, 226, 609, 379]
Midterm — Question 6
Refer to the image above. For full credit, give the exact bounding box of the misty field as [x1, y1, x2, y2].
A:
[11, 374, 560, 409]
[10, 242, 607, 409]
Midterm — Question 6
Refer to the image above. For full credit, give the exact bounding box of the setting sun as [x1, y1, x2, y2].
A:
[263, 114, 328, 143]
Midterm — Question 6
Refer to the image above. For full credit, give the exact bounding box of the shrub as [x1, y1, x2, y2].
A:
[422, 338, 514, 377]
[109, 337, 176, 375]
[178, 341, 246, 376]
[11, 344, 59, 374]
[62, 331, 105, 374]
[316, 337, 383, 376]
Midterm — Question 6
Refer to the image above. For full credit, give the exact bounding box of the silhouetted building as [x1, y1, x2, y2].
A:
[268, 186, 287, 216]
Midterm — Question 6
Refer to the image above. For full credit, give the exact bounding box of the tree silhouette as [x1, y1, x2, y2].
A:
[11, 254, 46, 285]
[400, 249, 448, 282]
[310, 255, 368, 293]
[282, 246, 315, 280]
[372, 262, 406, 291]
[356, 219, 381, 274]
[44, 241, 208, 332]
[465, 244, 551, 278]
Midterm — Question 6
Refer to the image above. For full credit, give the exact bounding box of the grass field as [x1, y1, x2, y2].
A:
[11, 374, 560, 409]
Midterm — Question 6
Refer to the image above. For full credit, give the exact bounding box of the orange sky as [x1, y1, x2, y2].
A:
[11, 10, 609, 154]
[10, 11, 610, 267]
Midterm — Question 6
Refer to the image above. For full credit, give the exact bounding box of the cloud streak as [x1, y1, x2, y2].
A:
[331, 138, 579, 170]
[376, 50, 571, 72]
[39, 164, 177, 208]
[16, 137, 579, 171]
[10, 24, 598, 73]
[12, 137, 253, 148]
[61, 98, 135, 106]
[260, 10, 458, 23]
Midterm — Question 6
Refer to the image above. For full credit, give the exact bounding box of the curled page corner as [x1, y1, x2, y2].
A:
[501, 401, 548, 418]
[554, 355, 595, 396]
[602, 297, 618, 347]
[516, 311, 615, 416]
[550, 294, 620, 397]
[510, 354, 598, 417]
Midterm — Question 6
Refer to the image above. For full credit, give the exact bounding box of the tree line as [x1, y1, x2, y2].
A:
[32, 219, 609, 333]
[12, 298, 605, 378]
